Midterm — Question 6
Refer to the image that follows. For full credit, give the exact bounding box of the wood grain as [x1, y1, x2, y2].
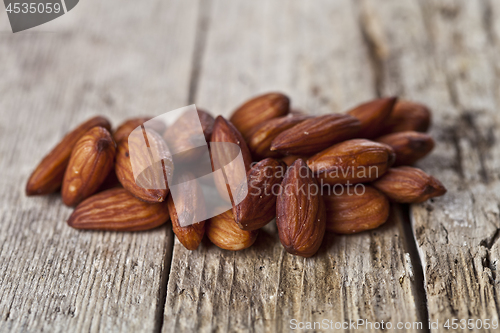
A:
[360, 0, 500, 331]
[0, 0, 198, 331]
[163, 1, 425, 332]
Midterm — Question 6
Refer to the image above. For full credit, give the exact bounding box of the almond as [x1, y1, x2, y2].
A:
[116, 128, 173, 203]
[347, 97, 397, 138]
[163, 109, 214, 164]
[166, 172, 206, 250]
[26, 116, 111, 196]
[248, 115, 308, 159]
[323, 185, 390, 234]
[113, 117, 151, 143]
[62, 127, 116, 206]
[381, 100, 431, 134]
[210, 116, 253, 202]
[230, 92, 290, 140]
[206, 209, 258, 250]
[307, 139, 395, 185]
[276, 159, 326, 257]
[67, 188, 169, 231]
[233, 158, 286, 231]
[372, 166, 446, 203]
[270, 114, 361, 155]
[375, 131, 435, 166]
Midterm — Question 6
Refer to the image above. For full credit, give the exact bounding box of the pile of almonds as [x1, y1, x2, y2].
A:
[26, 93, 446, 257]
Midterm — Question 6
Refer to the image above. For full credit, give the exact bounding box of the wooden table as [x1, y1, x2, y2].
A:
[1, 0, 499, 332]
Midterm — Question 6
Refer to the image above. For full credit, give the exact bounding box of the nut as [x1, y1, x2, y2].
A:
[381, 100, 431, 134]
[307, 139, 395, 185]
[270, 114, 361, 155]
[281, 155, 311, 167]
[375, 131, 435, 166]
[372, 166, 446, 203]
[347, 97, 397, 138]
[113, 117, 152, 143]
[323, 185, 390, 234]
[62, 126, 116, 206]
[167, 172, 206, 250]
[26, 116, 111, 195]
[67, 188, 170, 231]
[206, 209, 258, 250]
[229, 92, 290, 140]
[115, 128, 173, 203]
[247, 115, 309, 159]
[233, 158, 286, 231]
[276, 159, 326, 257]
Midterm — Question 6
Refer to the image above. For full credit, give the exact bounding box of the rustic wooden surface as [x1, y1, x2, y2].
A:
[0, 0, 499, 332]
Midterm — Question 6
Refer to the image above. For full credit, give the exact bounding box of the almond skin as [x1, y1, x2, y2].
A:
[381, 100, 431, 135]
[166, 172, 206, 250]
[248, 115, 309, 159]
[347, 97, 397, 139]
[206, 209, 258, 250]
[26, 116, 111, 196]
[281, 155, 311, 167]
[276, 159, 326, 258]
[270, 114, 361, 155]
[229, 92, 290, 140]
[62, 127, 116, 206]
[197, 109, 215, 142]
[372, 166, 447, 203]
[375, 131, 435, 166]
[307, 139, 395, 185]
[113, 117, 152, 143]
[233, 158, 286, 231]
[323, 185, 390, 234]
[67, 188, 170, 231]
[116, 129, 173, 203]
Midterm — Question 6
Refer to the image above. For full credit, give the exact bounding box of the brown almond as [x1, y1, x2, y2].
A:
[375, 131, 435, 166]
[116, 128, 173, 203]
[113, 117, 151, 143]
[323, 185, 390, 234]
[307, 139, 395, 185]
[372, 166, 446, 203]
[276, 159, 326, 257]
[347, 97, 397, 138]
[230, 92, 290, 140]
[206, 209, 258, 250]
[248, 115, 309, 159]
[233, 158, 286, 231]
[163, 109, 214, 164]
[166, 172, 206, 250]
[270, 114, 361, 155]
[62, 127, 116, 206]
[210, 116, 253, 201]
[26, 116, 111, 196]
[381, 100, 431, 135]
[67, 188, 169, 231]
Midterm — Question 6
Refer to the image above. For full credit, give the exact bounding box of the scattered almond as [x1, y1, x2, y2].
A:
[270, 114, 361, 155]
[347, 97, 397, 138]
[67, 188, 170, 231]
[372, 166, 446, 203]
[206, 209, 258, 250]
[26, 116, 111, 196]
[276, 159, 326, 257]
[307, 139, 395, 185]
[230, 92, 290, 140]
[381, 100, 431, 134]
[323, 185, 390, 234]
[375, 131, 435, 166]
[62, 126, 116, 206]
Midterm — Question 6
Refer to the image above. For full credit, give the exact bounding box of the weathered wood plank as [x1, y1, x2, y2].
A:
[0, 0, 199, 331]
[163, 1, 425, 332]
[361, 0, 500, 331]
